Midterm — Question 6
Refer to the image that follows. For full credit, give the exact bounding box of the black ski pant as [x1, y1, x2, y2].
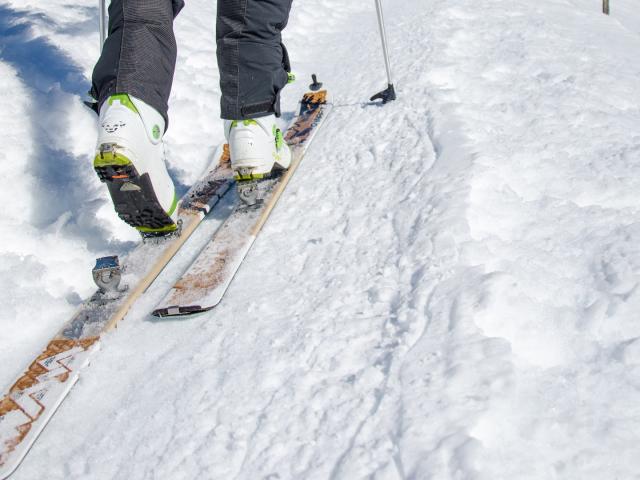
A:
[91, 0, 293, 126]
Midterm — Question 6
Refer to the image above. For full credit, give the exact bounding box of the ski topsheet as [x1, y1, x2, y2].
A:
[153, 89, 331, 317]
[0, 146, 234, 479]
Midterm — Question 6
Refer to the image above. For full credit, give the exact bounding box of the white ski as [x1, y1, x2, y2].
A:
[153, 89, 331, 317]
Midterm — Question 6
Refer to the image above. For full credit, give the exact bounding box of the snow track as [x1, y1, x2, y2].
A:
[3, 0, 640, 478]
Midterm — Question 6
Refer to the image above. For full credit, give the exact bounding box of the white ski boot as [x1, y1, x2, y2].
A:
[224, 115, 291, 181]
[94, 94, 178, 236]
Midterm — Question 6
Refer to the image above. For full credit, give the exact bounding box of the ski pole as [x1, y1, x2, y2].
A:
[370, 0, 396, 104]
[99, 0, 108, 51]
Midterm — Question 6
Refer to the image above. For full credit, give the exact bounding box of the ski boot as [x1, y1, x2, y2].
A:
[94, 94, 178, 236]
[224, 115, 291, 205]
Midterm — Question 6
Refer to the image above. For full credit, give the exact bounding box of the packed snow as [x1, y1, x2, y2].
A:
[2, 0, 640, 478]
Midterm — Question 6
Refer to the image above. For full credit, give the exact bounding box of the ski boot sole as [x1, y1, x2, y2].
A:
[94, 146, 178, 235]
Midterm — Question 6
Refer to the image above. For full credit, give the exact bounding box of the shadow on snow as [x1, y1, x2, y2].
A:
[0, 4, 134, 253]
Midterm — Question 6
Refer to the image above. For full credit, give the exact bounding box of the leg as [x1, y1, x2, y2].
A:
[216, 0, 293, 120]
[91, 0, 184, 126]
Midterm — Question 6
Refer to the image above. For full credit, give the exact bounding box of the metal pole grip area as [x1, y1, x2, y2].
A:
[99, 0, 108, 51]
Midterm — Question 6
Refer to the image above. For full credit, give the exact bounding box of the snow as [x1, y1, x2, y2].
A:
[2, 0, 640, 478]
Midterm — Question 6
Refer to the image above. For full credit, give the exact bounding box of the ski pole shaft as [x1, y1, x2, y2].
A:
[99, 0, 108, 51]
[374, 0, 393, 86]
[370, 0, 396, 103]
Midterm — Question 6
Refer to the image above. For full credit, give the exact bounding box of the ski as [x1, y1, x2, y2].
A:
[153, 89, 331, 318]
[0, 145, 234, 479]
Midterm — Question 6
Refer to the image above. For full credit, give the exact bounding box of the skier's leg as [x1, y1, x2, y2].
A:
[216, 0, 292, 120]
[91, 0, 184, 124]
[91, 0, 184, 235]
[217, 0, 293, 180]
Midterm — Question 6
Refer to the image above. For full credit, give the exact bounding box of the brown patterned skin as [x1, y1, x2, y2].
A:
[0, 337, 98, 461]
[285, 91, 327, 147]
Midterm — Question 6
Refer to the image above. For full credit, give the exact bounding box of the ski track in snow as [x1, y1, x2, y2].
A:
[3, 0, 640, 478]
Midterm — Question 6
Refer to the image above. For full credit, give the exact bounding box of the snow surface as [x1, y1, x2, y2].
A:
[2, 0, 640, 478]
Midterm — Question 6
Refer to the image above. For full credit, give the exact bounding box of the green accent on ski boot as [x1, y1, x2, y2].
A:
[230, 119, 259, 129]
[108, 94, 138, 114]
[287, 73, 296, 84]
[166, 192, 179, 217]
[234, 171, 266, 181]
[273, 125, 285, 150]
[93, 150, 132, 168]
[152, 124, 161, 140]
[136, 223, 178, 234]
